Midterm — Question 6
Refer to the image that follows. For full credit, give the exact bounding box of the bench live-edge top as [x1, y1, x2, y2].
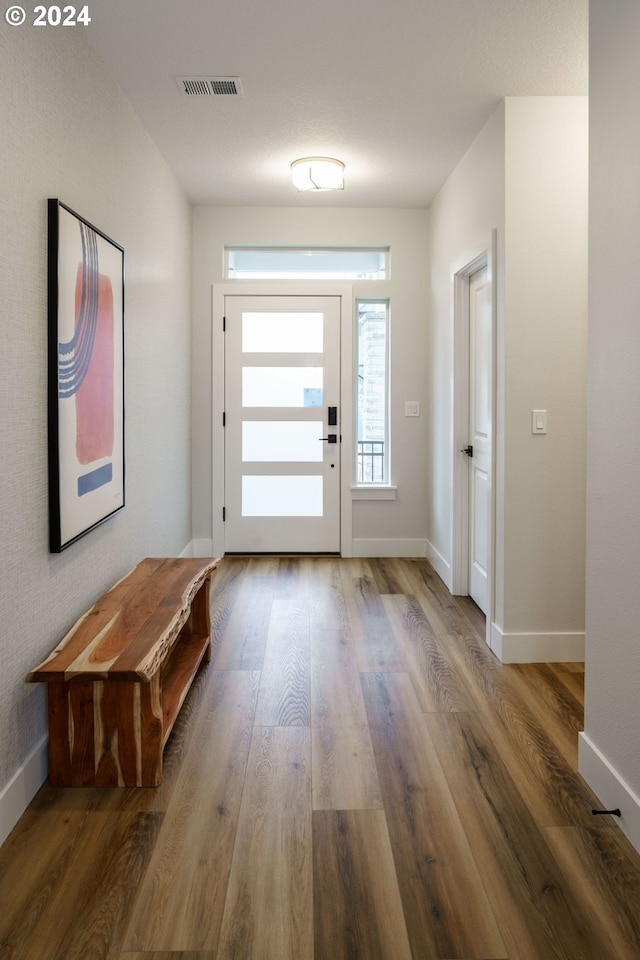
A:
[26, 557, 220, 684]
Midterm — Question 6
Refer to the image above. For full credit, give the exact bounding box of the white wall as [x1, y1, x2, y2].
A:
[502, 98, 588, 655]
[580, 0, 640, 853]
[0, 26, 192, 843]
[427, 97, 588, 662]
[191, 206, 430, 557]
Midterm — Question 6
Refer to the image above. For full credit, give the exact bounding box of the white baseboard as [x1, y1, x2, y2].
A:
[189, 537, 427, 559]
[0, 735, 48, 848]
[490, 623, 584, 663]
[579, 732, 640, 856]
[425, 539, 452, 591]
[352, 538, 427, 558]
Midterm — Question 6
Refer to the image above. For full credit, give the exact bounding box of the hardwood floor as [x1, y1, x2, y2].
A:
[2, 556, 640, 959]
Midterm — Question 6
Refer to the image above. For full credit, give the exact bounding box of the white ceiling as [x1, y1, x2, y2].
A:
[85, 0, 588, 208]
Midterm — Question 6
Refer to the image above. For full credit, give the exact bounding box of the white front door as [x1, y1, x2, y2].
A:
[224, 295, 341, 552]
[467, 267, 491, 613]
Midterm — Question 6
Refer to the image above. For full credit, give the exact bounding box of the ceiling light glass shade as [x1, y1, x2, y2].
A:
[291, 157, 345, 192]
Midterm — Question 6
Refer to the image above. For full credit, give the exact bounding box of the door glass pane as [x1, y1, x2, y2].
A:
[242, 475, 323, 516]
[243, 367, 323, 407]
[242, 312, 323, 353]
[243, 421, 323, 462]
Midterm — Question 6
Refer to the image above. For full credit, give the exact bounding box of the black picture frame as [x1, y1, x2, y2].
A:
[48, 199, 125, 552]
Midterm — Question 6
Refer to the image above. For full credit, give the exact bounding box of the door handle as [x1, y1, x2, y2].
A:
[461, 445, 473, 457]
[319, 434, 338, 444]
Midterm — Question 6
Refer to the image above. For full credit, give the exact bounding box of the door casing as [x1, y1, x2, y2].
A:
[211, 282, 354, 558]
[451, 232, 497, 649]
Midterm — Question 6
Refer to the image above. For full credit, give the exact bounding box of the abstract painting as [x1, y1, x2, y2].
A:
[48, 200, 125, 552]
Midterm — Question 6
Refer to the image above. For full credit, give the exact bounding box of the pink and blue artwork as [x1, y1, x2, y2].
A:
[48, 200, 124, 551]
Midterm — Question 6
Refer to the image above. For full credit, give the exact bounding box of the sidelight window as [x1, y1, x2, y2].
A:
[356, 300, 389, 484]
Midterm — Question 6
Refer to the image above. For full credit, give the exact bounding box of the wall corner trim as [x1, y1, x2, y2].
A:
[579, 732, 640, 857]
[0, 735, 48, 848]
[490, 624, 585, 663]
[189, 539, 215, 558]
[425, 539, 452, 590]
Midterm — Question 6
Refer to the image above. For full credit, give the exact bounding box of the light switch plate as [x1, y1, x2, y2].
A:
[405, 401, 420, 417]
[532, 409, 547, 434]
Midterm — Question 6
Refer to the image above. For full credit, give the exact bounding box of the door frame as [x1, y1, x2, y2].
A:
[211, 282, 353, 557]
[451, 231, 497, 648]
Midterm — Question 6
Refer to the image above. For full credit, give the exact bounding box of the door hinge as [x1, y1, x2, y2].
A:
[222, 411, 226, 427]
[222, 507, 226, 522]
[223, 316, 226, 331]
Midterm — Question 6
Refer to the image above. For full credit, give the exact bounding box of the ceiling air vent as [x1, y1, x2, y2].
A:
[176, 76, 244, 97]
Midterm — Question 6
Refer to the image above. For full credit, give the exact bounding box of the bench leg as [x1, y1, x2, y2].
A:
[191, 576, 213, 664]
[47, 677, 164, 787]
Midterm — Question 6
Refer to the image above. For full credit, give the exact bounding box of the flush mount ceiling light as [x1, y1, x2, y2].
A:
[291, 157, 345, 192]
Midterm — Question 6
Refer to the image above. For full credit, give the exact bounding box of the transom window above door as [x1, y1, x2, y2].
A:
[225, 246, 388, 280]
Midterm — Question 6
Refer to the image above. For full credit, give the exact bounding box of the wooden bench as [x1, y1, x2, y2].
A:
[26, 556, 220, 788]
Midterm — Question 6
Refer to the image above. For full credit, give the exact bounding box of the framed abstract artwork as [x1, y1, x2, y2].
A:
[48, 200, 125, 552]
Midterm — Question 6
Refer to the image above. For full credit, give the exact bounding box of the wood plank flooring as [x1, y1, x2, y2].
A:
[2, 556, 640, 959]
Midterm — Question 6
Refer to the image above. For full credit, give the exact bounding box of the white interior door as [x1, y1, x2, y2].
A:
[224, 295, 341, 552]
[466, 267, 491, 613]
